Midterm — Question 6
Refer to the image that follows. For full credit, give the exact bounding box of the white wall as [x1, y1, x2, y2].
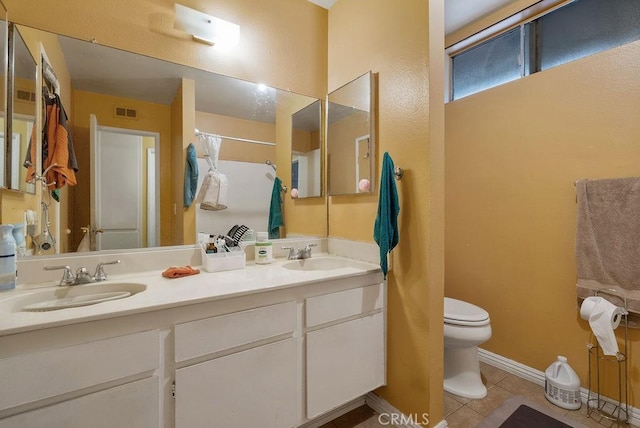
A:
[195, 160, 275, 238]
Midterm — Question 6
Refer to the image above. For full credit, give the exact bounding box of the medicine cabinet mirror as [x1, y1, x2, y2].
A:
[8, 23, 36, 193]
[326, 71, 376, 196]
[0, 5, 7, 189]
[290, 99, 322, 199]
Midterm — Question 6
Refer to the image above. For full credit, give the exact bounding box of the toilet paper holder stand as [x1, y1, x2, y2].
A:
[586, 288, 629, 426]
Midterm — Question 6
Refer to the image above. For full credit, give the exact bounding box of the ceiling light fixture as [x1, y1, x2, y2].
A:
[174, 3, 240, 50]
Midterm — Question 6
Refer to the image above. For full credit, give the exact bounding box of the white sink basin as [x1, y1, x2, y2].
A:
[282, 257, 369, 271]
[1, 283, 147, 313]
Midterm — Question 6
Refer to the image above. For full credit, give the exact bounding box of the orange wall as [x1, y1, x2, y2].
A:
[1, 25, 72, 253]
[328, 0, 445, 425]
[445, 40, 640, 405]
[195, 111, 276, 164]
[3, 0, 327, 99]
[170, 79, 196, 246]
[71, 89, 172, 250]
[327, 111, 369, 195]
[4, 0, 328, 245]
[277, 91, 327, 238]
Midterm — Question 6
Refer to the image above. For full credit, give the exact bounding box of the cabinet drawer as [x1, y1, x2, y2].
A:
[174, 301, 296, 362]
[306, 283, 383, 327]
[0, 330, 159, 412]
[0, 376, 159, 428]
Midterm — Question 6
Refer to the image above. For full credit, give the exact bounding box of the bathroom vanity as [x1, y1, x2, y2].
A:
[0, 254, 385, 428]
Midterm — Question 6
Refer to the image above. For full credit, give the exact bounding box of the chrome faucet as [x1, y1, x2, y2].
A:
[282, 244, 317, 260]
[44, 260, 120, 286]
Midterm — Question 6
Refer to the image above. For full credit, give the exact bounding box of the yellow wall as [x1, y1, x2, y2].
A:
[3, 0, 327, 99]
[4, 0, 328, 246]
[195, 111, 276, 163]
[170, 78, 196, 246]
[328, 0, 445, 425]
[445, 40, 640, 404]
[1, 25, 71, 253]
[71, 89, 172, 250]
[278, 91, 327, 238]
[327, 111, 369, 195]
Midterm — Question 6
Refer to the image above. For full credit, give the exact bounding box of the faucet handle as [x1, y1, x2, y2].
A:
[94, 259, 121, 282]
[281, 246, 296, 259]
[304, 243, 317, 253]
[43, 265, 75, 286]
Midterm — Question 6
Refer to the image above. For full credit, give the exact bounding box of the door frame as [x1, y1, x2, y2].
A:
[90, 114, 160, 249]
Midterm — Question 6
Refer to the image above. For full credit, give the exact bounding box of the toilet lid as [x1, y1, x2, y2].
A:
[444, 297, 490, 326]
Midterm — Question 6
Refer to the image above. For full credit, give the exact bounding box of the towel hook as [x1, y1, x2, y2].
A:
[394, 167, 404, 180]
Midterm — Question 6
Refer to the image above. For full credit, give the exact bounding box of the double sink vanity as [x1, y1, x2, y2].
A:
[0, 243, 386, 428]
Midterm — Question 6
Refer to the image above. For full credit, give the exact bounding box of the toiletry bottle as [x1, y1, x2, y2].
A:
[12, 223, 26, 257]
[0, 224, 16, 291]
[206, 235, 217, 254]
[254, 232, 273, 264]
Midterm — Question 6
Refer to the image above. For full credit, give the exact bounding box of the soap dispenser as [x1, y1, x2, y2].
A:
[0, 224, 16, 291]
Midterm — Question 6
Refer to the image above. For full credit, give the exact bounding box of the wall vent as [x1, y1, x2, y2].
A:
[16, 89, 36, 103]
[114, 105, 138, 120]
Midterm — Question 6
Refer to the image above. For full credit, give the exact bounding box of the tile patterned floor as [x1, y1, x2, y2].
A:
[445, 362, 638, 428]
[320, 405, 386, 428]
[323, 362, 637, 428]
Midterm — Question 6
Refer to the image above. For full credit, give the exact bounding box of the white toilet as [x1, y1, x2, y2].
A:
[444, 297, 492, 399]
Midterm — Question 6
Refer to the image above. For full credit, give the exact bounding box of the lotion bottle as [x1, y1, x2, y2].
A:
[0, 224, 16, 291]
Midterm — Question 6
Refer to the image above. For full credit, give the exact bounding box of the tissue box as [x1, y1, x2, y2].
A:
[200, 245, 246, 273]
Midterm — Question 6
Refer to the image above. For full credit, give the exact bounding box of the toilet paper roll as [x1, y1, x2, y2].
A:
[580, 296, 623, 356]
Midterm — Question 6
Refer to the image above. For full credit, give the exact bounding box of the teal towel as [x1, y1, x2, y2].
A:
[183, 143, 198, 208]
[268, 177, 283, 239]
[374, 152, 400, 278]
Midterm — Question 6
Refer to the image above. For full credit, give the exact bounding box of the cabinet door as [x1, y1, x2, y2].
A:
[175, 338, 298, 428]
[0, 377, 159, 428]
[306, 312, 385, 418]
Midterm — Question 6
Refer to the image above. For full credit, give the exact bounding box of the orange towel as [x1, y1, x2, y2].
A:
[44, 101, 77, 189]
[162, 266, 200, 279]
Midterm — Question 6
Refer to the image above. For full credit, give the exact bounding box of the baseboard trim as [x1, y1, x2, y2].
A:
[478, 348, 639, 426]
[365, 392, 447, 428]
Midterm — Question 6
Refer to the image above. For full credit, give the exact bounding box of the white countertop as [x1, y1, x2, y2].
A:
[0, 255, 382, 336]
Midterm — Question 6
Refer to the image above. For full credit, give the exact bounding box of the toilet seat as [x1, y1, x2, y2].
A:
[444, 297, 490, 327]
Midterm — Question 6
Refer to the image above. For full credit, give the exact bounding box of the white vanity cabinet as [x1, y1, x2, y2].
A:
[173, 301, 299, 428]
[0, 330, 161, 428]
[305, 283, 386, 418]
[0, 266, 386, 428]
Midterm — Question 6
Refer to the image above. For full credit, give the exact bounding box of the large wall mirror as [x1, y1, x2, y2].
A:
[291, 99, 322, 199]
[9, 24, 36, 193]
[327, 71, 376, 196]
[14, 25, 323, 257]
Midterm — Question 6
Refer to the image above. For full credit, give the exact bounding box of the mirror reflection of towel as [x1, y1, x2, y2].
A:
[268, 177, 283, 239]
[184, 143, 198, 208]
[197, 170, 228, 211]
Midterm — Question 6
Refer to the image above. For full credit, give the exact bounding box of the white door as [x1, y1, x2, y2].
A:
[90, 114, 142, 250]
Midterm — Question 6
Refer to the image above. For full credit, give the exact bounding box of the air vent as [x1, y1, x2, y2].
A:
[16, 89, 36, 103]
[114, 105, 138, 120]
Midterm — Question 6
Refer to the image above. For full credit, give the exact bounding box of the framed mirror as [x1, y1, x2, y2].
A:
[326, 71, 376, 196]
[290, 99, 322, 199]
[13, 25, 324, 256]
[8, 24, 36, 193]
